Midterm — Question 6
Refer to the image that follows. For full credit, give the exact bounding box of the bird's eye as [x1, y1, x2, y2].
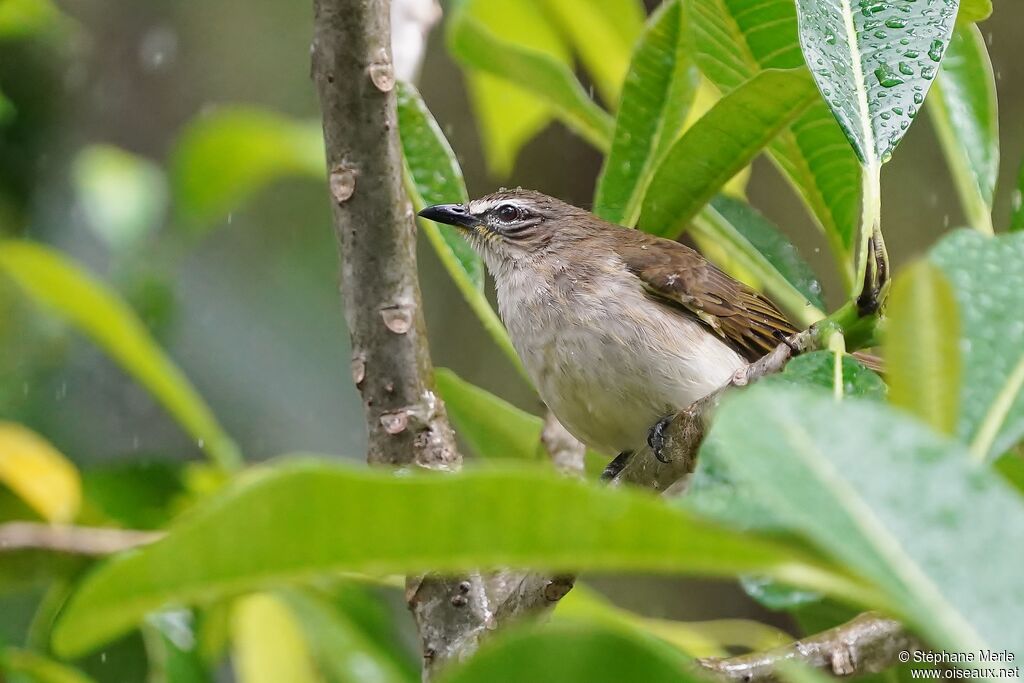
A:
[494, 203, 521, 222]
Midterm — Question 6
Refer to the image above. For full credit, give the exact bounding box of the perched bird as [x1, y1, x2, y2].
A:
[419, 189, 798, 464]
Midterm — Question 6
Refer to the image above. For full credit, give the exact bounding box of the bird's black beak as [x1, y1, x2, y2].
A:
[418, 203, 481, 230]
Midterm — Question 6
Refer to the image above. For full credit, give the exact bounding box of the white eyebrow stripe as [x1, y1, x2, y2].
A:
[468, 199, 495, 215]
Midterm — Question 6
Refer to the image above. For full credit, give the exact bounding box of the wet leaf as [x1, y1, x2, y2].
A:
[688, 0, 861, 277]
[930, 231, 1024, 459]
[795, 0, 959, 166]
[703, 385, 1024, 658]
[929, 24, 999, 233]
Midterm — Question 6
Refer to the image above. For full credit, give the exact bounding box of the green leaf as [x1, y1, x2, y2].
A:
[686, 0, 861, 278]
[81, 460, 189, 530]
[231, 593, 321, 683]
[0, 89, 14, 126]
[795, 0, 959, 166]
[72, 145, 168, 250]
[558, 584, 790, 656]
[929, 24, 998, 234]
[449, 0, 570, 175]
[435, 369, 607, 474]
[0, 0, 61, 38]
[280, 589, 413, 683]
[1013, 160, 1024, 232]
[639, 69, 819, 239]
[593, 0, 699, 226]
[441, 622, 696, 683]
[170, 107, 323, 231]
[704, 385, 1024, 658]
[687, 351, 886, 532]
[1, 648, 95, 683]
[53, 461, 863, 656]
[885, 261, 961, 436]
[448, 2, 613, 154]
[395, 84, 524, 377]
[538, 0, 645, 106]
[930, 231, 1024, 460]
[0, 241, 240, 470]
[762, 351, 886, 401]
[691, 196, 824, 326]
[958, 0, 992, 23]
[396, 82, 482, 291]
[435, 369, 542, 462]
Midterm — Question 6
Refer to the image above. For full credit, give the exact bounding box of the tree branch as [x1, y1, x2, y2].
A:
[0, 522, 161, 556]
[310, 1, 532, 678]
[311, 0, 456, 471]
[698, 612, 917, 682]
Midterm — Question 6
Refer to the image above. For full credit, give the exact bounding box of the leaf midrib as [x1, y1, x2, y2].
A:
[836, 0, 877, 166]
[763, 401, 988, 651]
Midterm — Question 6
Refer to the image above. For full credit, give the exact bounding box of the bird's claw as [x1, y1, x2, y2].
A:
[647, 415, 674, 463]
[601, 451, 632, 482]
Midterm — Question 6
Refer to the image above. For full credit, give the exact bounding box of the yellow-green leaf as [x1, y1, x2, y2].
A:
[0, 241, 240, 470]
[1, 648, 95, 683]
[448, 0, 571, 175]
[448, 0, 612, 158]
[958, 0, 992, 23]
[171, 108, 323, 231]
[232, 593, 322, 683]
[885, 261, 961, 435]
[0, 422, 80, 523]
[538, 0, 645, 106]
[639, 69, 819, 239]
[0, 0, 62, 38]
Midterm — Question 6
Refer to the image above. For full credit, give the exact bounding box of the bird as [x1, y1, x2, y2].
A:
[418, 189, 800, 470]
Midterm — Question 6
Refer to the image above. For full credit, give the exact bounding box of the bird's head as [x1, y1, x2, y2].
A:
[418, 189, 591, 269]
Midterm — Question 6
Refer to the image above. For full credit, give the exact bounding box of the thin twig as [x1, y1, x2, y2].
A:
[697, 612, 917, 682]
[0, 522, 161, 556]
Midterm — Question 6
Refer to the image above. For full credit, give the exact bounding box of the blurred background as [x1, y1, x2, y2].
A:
[1, 0, 1021, 673]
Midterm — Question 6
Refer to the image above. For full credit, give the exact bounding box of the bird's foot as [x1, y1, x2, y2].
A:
[601, 451, 632, 482]
[647, 414, 675, 463]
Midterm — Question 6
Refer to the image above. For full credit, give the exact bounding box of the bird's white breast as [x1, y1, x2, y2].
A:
[494, 255, 746, 456]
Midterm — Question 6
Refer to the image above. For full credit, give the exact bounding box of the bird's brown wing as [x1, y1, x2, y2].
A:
[613, 233, 798, 362]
